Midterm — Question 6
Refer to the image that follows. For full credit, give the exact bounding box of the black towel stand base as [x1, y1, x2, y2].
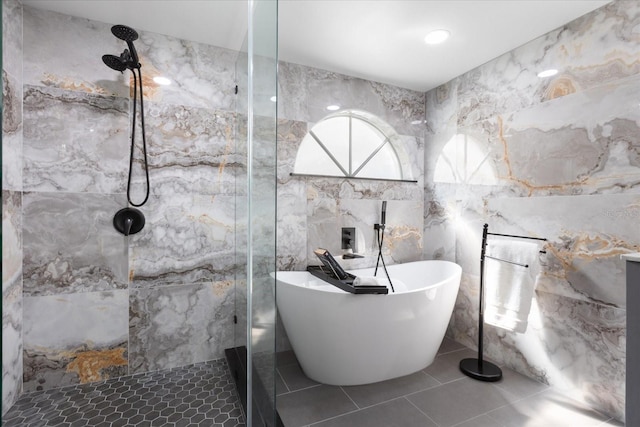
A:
[459, 358, 502, 382]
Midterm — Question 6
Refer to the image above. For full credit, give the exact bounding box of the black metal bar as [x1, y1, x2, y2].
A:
[487, 231, 547, 241]
[484, 255, 529, 268]
[459, 223, 502, 382]
[479, 224, 488, 366]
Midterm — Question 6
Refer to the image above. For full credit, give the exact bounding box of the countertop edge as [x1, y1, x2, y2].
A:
[621, 252, 640, 263]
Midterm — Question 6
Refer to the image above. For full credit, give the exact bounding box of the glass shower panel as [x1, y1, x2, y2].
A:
[247, 1, 278, 426]
[234, 1, 278, 425]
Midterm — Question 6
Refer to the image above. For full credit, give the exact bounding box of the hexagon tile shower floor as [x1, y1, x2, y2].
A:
[2, 359, 245, 426]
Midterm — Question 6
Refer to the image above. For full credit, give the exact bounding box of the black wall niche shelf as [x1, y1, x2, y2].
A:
[307, 266, 388, 294]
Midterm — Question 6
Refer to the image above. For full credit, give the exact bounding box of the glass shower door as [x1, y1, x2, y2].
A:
[234, 1, 278, 426]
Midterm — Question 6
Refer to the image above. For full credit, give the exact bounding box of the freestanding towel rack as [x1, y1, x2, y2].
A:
[459, 223, 546, 382]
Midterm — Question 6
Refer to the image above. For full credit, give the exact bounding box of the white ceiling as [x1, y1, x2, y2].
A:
[22, 0, 610, 92]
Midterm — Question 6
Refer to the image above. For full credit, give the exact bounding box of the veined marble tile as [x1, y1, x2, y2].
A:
[277, 180, 307, 271]
[2, 71, 23, 191]
[23, 192, 128, 296]
[2, 190, 22, 294]
[23, 6, 239, 109]
[498, 74, 640, 195]
[23, 85, 130, 193]
[129, 281, 235, 374]
[134, 29, 237, 111]
[423, 184, 457, 261]
[278, 61, 425, 137]
[128, 101, 240, 197]
[277, 118, 308, 184]
[307, 198, 423, 269]
[450, 276, 625, 421]
[2, 273, 23, 416]
[485, 194, 639, 308]
[2, 191, 23, 415]
[129, 194, 236, 288]
[23, 290, 129, 391]
[2, 0, 23, 82]
[456, 1, 640, 127]
[425, 78, 458, 136]
[23, 7, 130, 97]
[306, 175, 424, 202]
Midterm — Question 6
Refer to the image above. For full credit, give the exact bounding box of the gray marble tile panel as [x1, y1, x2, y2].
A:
[2, 192, 23, 415]
[135, 29, 238, 111]
[129, 193, 236, 288]
[23, 5, 239, 108]
[23, 290, 129, 392]
[2, 71, 23, 191]
[456, 1, 640, 127]
[498, 74, 640, 195]
[129, 101, 239, 197]
[277, 61, 425, 137]
[23, 192, 128, 296]
[277, 180, 307, 271]
[23, 85, 130, 193]
[2, 190, 22, 295]
[485, 193, 639, 308]
[23, 6, 130, 97]
[451, 276, 626, 421]
[128, 281, 235, 374]
[307, 198, 423, 268]
[2, 0, 23, 81]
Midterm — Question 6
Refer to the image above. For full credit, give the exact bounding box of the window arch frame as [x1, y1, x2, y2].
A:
[292, 109, 417, 183]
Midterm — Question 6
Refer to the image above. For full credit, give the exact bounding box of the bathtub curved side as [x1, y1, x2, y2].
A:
[276, 261, 461, 386]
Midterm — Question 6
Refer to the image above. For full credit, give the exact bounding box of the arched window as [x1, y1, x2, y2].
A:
[293, 109, 415, 182]
[434, 133, 497, 184]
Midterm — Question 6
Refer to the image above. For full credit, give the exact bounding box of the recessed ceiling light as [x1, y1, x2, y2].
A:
[326, 105, 340, 111]
[537, 69, 558, 78]
[153, 76, 172, 86]
[270, 96, 277, 102]
[424, 29, 450, 45]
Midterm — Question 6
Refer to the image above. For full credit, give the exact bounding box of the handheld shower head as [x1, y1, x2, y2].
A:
[381, 201, 387, 226]
[111, 25, 139, 42]
[102, 54, 128, 72]
[104, 25, 140, 70]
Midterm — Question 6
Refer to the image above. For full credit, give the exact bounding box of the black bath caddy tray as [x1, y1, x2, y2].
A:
[307, 266, 388, 294]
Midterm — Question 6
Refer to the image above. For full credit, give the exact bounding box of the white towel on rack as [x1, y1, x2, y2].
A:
[484, 238, 541, 333]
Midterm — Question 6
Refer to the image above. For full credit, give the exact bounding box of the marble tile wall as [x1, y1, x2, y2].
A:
[2, 0, 24, 416]
[424, 1, 640, 421]
[10, 5, 243, 395]
[276, 63, 426, 275]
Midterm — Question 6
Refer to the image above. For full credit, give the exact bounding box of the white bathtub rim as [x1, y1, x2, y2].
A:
[275, 259, 461, 295]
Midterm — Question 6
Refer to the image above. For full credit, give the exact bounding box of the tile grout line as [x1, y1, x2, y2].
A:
[275, 368, 291, 395]
[276, 383, 322, 397]
[404, 396, 442, 427]
[338, 386, 361, 410]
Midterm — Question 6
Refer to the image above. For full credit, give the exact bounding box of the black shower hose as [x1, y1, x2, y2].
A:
[127, 66, 150, 207]
[374, 226, 395, 293]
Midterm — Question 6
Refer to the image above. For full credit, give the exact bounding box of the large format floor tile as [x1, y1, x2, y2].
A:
[406, 377, 517, 427]
[277, 385, 357, 427]
[274, 338, 620, 427]
[486, 389, 611, 427]
[312, 397, 437, 427]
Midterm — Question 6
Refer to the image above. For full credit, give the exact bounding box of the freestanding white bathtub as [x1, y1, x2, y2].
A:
[276, 260, 462, 386]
